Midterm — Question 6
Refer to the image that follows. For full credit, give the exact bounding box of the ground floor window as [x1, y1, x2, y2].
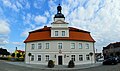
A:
[86, 55, 90, 60]
[38, 55, 41, 61]
[79, 55, 83, 61]
[31, 55, 34, 61]
[71, 55, 75, 61]
[45, 55, 49, 62]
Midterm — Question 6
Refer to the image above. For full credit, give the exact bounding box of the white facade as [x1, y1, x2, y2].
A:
[25, 40, 95, 65]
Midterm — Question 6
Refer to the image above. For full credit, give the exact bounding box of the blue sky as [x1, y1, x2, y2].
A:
[0, 0, 120, 53]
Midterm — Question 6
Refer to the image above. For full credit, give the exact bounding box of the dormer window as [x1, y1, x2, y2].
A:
[55, 31, 58, 36]
[62, 31, 65, 36]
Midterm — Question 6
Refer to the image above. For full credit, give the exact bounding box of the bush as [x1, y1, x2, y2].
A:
[48, 60, 55, 68]
[68, 60, 75, 68]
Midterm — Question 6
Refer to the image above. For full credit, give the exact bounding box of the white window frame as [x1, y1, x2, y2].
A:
[58, 43, 62, 49]
[38, 43, 42, 49]
[71, 43, 75, 49]
[79, 55, 83, 61]
[62, 31, 65, 36]
[45, 55, 49, 62]
[55, 31, 58, 36]
[86, 44, 89, 49]
[86, 54, 90, 60]
[31, 44, 35, 49]
[37, 55, 41, 61]
[78, 43, 82, 49]
[31, 55, 34, 61]
[71, 55, 75, 61]
[46, 43, 49, 49]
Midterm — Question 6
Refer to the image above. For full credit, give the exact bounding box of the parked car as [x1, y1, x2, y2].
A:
[117, 57, 120, 63]
[103, 57, 118, 65]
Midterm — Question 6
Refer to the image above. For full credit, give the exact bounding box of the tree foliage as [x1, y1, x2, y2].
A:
[17, 53, 21, 58]
[11, 53, 15, 57]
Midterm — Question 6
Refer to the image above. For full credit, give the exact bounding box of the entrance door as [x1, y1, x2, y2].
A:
[58, 56, 62, 65]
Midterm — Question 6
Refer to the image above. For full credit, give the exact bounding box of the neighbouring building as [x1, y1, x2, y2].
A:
[103, 42, 120, 59]
[24, 4, 95, 65]
[14, 50, 25, 58]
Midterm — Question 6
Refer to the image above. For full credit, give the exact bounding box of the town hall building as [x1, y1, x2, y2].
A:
[24, 4, 95, 65]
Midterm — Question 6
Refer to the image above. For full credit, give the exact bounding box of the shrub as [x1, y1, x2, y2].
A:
[48, 60, 55, 68]
[68, 60, 75, 68]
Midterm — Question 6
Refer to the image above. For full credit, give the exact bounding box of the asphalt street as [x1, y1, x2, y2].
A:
[0, 60, 120, 71]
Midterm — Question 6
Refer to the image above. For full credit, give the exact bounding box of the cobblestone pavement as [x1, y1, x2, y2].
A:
[0, 60, 120, 71]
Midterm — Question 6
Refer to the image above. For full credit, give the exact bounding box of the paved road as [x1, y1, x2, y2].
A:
[0, 60, 120, 71]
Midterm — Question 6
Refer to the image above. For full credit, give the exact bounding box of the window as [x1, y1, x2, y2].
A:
[38, 43, 42, 49]
[45, 55, 49, 62]
[79, 43, 82, 49]
[86, 55, 90, 60]
[71, 43, 75, 49]
[71, 55, 75, 61]
[46, 43, 49, 49]
[31, 55, 34, 61]
[58, 43, 62, 49]
[31, 44, 35, 49]
[86, 44, 89, 49]
[79, 55, 83, 61]
[55, 31, 58, 36]
[62, 31, 65, 36]
[38, 55, 41, 61]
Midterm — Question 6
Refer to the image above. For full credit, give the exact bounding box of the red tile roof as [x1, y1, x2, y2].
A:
[24, 27, 95, 43]
[16, 50, 24, 53]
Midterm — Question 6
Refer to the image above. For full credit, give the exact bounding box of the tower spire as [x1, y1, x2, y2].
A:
[57, 4, 62, 14]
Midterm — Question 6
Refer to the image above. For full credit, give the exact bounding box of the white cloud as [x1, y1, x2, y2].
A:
[25, 2, 30, 9]
[0, 35, 9, 45]
[0, 20, 10, 34]
[34, 15, 47, 24]
[12, 42, 22, 46]
[33, 0, 45, 9]
[2, 0, 23, 12]
[46, 0, 120, 52]
[21, 28, 31, 37]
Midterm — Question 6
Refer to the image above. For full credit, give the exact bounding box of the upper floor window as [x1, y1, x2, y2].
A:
[86, 44, 89, 49]
[71, 55, 75, 61]
[78, 43, 82, 49]
[55, 31, 58, 36]
[38, 43, 42, 49]
[86, 55, 90, 60]
[62, 31, 65, 36]
[31, 44, 35, 49]
[38, 55, 41, 61]
[31, 55, 34, 61]
[45, 55, 49, 62]
[46, 43, 49, 49]
[58, 43, 62, 49]
[79, 55, 83, 61]
[71, 43, 75, 49]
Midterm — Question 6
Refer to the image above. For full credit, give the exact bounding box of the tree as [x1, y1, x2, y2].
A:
[11, 53, 15, 57]
[89, 52, 93, 64]
[0, 48, 10, 57]
[17, 53, 21, 58]
[28, 53, 32, 64]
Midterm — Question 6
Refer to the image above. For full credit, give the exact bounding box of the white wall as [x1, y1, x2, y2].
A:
[25, 40, 95, 65]
[51, 28, 69, 37]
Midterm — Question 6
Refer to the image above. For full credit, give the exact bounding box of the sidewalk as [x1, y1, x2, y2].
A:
[5, 61, 102, 70]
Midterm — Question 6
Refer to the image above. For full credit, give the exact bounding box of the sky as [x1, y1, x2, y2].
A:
[0, 0, 120, 53]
